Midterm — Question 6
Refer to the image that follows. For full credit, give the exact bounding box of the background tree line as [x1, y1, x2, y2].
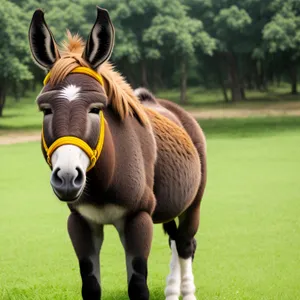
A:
[1, 0, 300, 116]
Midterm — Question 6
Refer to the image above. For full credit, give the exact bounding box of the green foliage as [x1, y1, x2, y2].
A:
[0, 0, 32, 82]
[213, 5, 252, 52]
[100, 0, 215, 64]
[144, 2, 216, 58]
[263, 1, 300, 58]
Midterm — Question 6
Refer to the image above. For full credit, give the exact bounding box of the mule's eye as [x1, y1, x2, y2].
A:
[41, 108, 52, 116]
[89, 107, 101, 114]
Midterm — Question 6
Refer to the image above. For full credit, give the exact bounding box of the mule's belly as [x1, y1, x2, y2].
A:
[152, 157, 200, 223]
[146, 109, 201, 223]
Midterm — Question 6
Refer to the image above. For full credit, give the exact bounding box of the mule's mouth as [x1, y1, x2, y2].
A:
[52, 186, 84, 203]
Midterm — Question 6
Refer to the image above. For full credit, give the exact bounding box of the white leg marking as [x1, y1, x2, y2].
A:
[165, 240, 181, 300]
[60, 84, 81, 101]
[179, 256, 196, 300]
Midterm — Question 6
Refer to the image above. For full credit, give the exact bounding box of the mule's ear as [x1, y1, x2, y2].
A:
[82, 7, 115, 69]
[28, 9, 60, 70]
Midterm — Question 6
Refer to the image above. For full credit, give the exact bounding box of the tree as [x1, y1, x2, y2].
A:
[185, 0, 277, 101]
[0, 0, 33, 116]
[98, 0, 215, 103]
[144, 1, 215, 103]
[263, 0, 300, 94]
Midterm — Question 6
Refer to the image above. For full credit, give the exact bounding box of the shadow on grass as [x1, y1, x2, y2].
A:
[199, 116, 300, 138]
[0, 114, 23, 119]
[0, 124, 41, 132]
[105, 286, 164, 300]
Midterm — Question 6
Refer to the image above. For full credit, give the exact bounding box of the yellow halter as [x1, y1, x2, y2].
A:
[42, 67, 106, 172]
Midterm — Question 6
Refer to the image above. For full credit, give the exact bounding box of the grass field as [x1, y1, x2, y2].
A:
[0, 116, 299, 299]
[157, 83, 300, 107]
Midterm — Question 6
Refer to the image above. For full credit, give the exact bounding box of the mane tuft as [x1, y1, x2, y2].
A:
[61, 30, 85, 55]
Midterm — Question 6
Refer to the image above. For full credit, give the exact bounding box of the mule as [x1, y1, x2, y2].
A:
[28, 7, 207, 300]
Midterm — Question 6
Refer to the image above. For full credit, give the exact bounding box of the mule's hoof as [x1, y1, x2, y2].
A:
[165, 296, 180, 300]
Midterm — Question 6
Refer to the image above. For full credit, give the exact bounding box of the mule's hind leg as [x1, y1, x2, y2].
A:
[176, 203, 201, 300]
[68, 212, 104, 300]
[163, 220, 181, 300]
[164, 205, 200, 300]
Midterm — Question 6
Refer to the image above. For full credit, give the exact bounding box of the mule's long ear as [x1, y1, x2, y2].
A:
[82, 7, 115, 69]
[28, 9, 60, 70]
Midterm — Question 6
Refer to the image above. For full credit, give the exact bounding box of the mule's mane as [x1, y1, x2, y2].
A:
[49, 31, 149, 126]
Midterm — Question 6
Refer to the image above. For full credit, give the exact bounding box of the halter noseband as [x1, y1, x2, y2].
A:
[42, 67, 105, 172]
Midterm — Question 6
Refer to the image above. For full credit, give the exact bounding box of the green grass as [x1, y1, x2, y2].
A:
[0, 90, 42, 134]
[157, 83, 300, 108]
[0, 121, 299, 299]
[200, 116, 300, 138]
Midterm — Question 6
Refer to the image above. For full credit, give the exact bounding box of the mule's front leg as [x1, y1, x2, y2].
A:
[117, 211, 153, 300]
[68, 212, 103, 300]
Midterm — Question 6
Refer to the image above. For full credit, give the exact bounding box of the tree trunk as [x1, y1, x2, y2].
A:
[180, 59, 187, 104]
[276, 74, 281, 87]
[239, 76, 246, 100]
[32, 80, 38, 91]
[141, 60, 148, 87]
[241, 85, 246, 100]
[260, 63, 268, 91]
[217, 61, 229, 102]
[227, 52, 242, 102]
[153, 62, 165, 92]
[13, 82, 21, 102]
[290, 64, 298, 94]
[0, 84, 7, 117]
[220, 79, 229, 102]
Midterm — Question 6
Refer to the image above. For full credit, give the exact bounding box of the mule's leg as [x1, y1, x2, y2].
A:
[68, 212, 103, 300]
[116, 211, 153, 300]
[163, 220, 181, 300]
[176, 204, 200, 300]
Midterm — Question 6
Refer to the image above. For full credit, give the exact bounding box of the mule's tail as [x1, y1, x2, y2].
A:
[134, 87, 158, 104]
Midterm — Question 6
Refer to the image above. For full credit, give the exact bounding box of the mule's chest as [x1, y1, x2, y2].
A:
[75, 203, 127, 225]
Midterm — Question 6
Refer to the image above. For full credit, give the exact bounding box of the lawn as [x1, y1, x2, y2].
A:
[0, 118, 299, 299]
[156, 83, 300, 107]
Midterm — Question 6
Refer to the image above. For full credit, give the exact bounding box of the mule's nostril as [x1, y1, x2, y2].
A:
[74, 167, 85, 187]
[51, 167, 63, 187]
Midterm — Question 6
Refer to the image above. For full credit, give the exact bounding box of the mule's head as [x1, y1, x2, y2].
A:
[29, 7, 115, 202]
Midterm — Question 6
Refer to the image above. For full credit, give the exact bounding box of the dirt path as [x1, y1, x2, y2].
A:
[0, 132, 40, 145]
[1, 102, 300, 145]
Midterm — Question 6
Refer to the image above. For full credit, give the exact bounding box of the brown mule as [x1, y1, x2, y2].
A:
[29, 7, 206, 300]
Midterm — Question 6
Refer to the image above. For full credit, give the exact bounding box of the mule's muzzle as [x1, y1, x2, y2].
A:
[51, 166, 85, 202]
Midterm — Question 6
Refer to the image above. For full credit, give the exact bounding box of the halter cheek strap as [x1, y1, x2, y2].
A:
[42, 67, 106, 172]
